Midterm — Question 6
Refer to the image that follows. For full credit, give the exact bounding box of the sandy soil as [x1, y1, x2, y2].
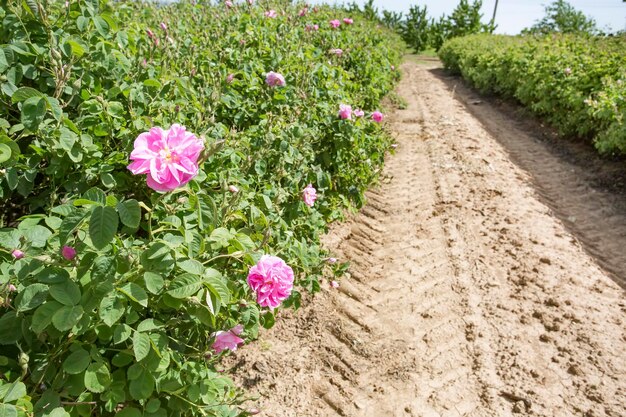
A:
[228, 58, 626, 417]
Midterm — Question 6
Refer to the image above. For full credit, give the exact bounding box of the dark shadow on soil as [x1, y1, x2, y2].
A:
[430, 66, 626, 290]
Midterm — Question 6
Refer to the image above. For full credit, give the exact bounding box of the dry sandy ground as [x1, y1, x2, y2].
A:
[228, 58, 626, 417]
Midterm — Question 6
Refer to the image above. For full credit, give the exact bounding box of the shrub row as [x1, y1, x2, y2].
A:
[438, 33, 626, 154]
[0, 0, 403, 416]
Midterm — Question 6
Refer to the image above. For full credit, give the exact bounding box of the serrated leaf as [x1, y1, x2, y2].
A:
[204, 269, 230, 304]
[11, 86, 44, 103]
[132, 332, 151, 361]
[0, 312, 22, 344]
[116, 199, 140, 228]
[1, 381, 26, 403]
[15, 283, 48, 312]
[65, 40, 86, 57]
[99, 294, 124, 326]
[49, 280, 81, 306]
[89, 206, 118, 249]
[22, 224, 52, 248]
[47, 408, 70, 417]
[178, 259, 204, 275]
[59, 210, 88, 246]
[63, 348, 90, 375]
[52, 305, 83, 331]
[0, 404, 17, 417]
[31, 301, 62, 334]
[166, 273, 202, 299]
[136, 318, 163, 333]
[21, 96, 46, 131]
[144, 272, 164, 294]
[117, 282, 148, 307]
[112, 324, 132, 344]
[129, 370, 154, 400]
[84, 362, 111, 393]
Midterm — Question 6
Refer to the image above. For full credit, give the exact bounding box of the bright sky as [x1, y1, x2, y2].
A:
[308, 0, 626, 34]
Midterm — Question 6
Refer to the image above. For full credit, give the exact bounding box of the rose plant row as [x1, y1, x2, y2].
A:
[0, 0, 403, 416]
[438, 33, 626, 154]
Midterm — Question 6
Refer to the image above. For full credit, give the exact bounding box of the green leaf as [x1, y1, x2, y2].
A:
[204, 269, 230, 304]
[0, 404, 17, 417]
[49, 280, 81, 306]
[0, 312, 22, 344]
[34, 267, 69, 284]
[117, 282, 148, 307]
[116, 199, 140, 228]
[129, 370, 154, 400]
[59, 210, 88, 246]
[144, 272, 164, 295]
[84, 362, 111, 393]
[115, 408, 142, 417]
[46, 96, 63, 121]
[178, 259, 204, 275]
[0, 144, 11, 164]
[136, 318, 163, 333]
[47, 408, 70, 417]
[112, 324, 132, 344]
[0, 381, 26, 402]
[0, 49, 7, 73]
[132, 332, 151, 361]
[31, 301, 62, 334]
[208, 227, 233, 249]
[59, 127, 78, 152]
[21, 96, 46, 131]
[140, 242, 175, 274]
[52, 305, 84, 331]
[99, 294, 124, 327]
[65, 40, 86, 57]
[166, 273, 202, 299]
[89, 206, 118, 249]
[15, 283, 48, 312]
[82, 187, 106, 205]
[11, 86, 44, 103]
[23, 224, 52, 248]
[63, 348, 91, 375]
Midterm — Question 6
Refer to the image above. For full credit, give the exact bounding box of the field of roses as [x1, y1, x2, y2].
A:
[0, 0, 403, 416]
[438, 33, 626, 154]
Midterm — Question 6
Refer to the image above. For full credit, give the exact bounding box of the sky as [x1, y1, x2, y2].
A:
[307, 0, 626, 34]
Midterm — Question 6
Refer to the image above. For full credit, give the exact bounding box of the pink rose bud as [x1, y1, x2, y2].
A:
[302, 184, 317, 207]
[247, 0, 254, 4]
[11, 249, 24, 260]
[247, 255, 294, 309]
[327, 257, 337, 264]
[353, 109, 364, 118]
[265, 9, 277, 18]
[391, 65, 395, 70]
[329, 48, 343, 56]
[343, 18, 353, 25]
[329, 19, 340, 28]
[8, 284, 17, 292]
[371, 111, 384, 123]
[313, 7, 319, 13]
[247, 409, 261, 415]
[61, 245, 77, 260]
[265, 71, 286, 87]
[226, 73, 235, 84]
[330, 281, 339, 288]
[225, 0, 233, 8]
[240, 39, 246, 45]
[65, 1, 69, 7]
[338, 104, 352, 120]
[313, 24, 319, 30]
[127, 124, 204, 192]
[212, 325, 245, 353]
[298, 8, 307, 16]
[564, 67, 572, 75]
[228, 185, 239, 193]
[160, 22, 167, 31]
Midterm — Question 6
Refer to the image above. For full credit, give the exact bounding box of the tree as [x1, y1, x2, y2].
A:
[523, 0, 597, 35]
[401, 5, 430, 52]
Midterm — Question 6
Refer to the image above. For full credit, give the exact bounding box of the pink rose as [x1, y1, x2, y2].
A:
[265, 9, 277, 18]
[353, 109, 364, 118]
[146, 29, 155, 39]
[338, 104, 352, 120]
[302, 184, 317, 207]
[11, 249, 24, 260]
[327, 257, 337, 264]
[372, 111, 384, 123]
[160, 22, 167, 31]
[564, 67, 572, 75]
[226, 73, 235, 84]
[329, 19, 340, 28]
[225, 0, 233, 8]
[343, 18, 353, 25]
[8, 284, 17, 292]
[298, 7, 307, 16]
[329, 48, 343, 56]
[212, 324, 244, 353]
[330, 281, 339, 288]
[127, 124, 205, 192]
[265, 71, 285, 87]
[228, 185, 239, 193]
[247, 255, 294, 309]
[62, 246, 77, 260]
[247, 0, 254, 4]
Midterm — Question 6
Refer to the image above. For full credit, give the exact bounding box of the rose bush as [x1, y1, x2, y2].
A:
[0, 0, 402, 415]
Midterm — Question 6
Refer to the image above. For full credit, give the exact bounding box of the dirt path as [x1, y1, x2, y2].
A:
[229, 58, 626, 417]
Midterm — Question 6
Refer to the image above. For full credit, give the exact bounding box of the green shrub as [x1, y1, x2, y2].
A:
[0, 0, 403, 415]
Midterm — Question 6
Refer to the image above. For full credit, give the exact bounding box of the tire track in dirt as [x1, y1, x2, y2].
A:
[229, 58, 626, 417]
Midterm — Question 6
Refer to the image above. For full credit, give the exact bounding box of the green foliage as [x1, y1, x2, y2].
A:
[401, 5, 430, 53]
[0, 0, 403, 415]
[439, 33, 626, 154]
[523, 0, 597, 35]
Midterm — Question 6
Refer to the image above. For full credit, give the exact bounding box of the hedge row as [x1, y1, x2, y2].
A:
[0, 0, 403, 416]
[438, 33, 626, 154]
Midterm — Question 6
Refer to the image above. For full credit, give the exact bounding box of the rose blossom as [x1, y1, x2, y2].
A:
[225, 0, 233, 8]
[127, 124, 204, 192]
[228, 185, 239, 193]
[62, 246, 77, 260]
[265, 71, 285, 87]
[327, 257, 337, 264]
[11, 249, 24, 260]
[329, 48, 343, 56]
[247, 255, 294, 309]
[265, 9, 277, 18]
[353, 109, 364, 118]
[226, 73, 235, 83]
[212, 324, 244, 353]
[338, 104, 352, 120]
[298, 7, 307, 16]
[302, 184, 317, 207]
[564, 67, 572, 75]
[372, 111, 384, 123]
[343, 18, 353, 25]
[329, 19, 340, 28]
[330, 281, 339, 288]
[160, 22, 167, 31]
